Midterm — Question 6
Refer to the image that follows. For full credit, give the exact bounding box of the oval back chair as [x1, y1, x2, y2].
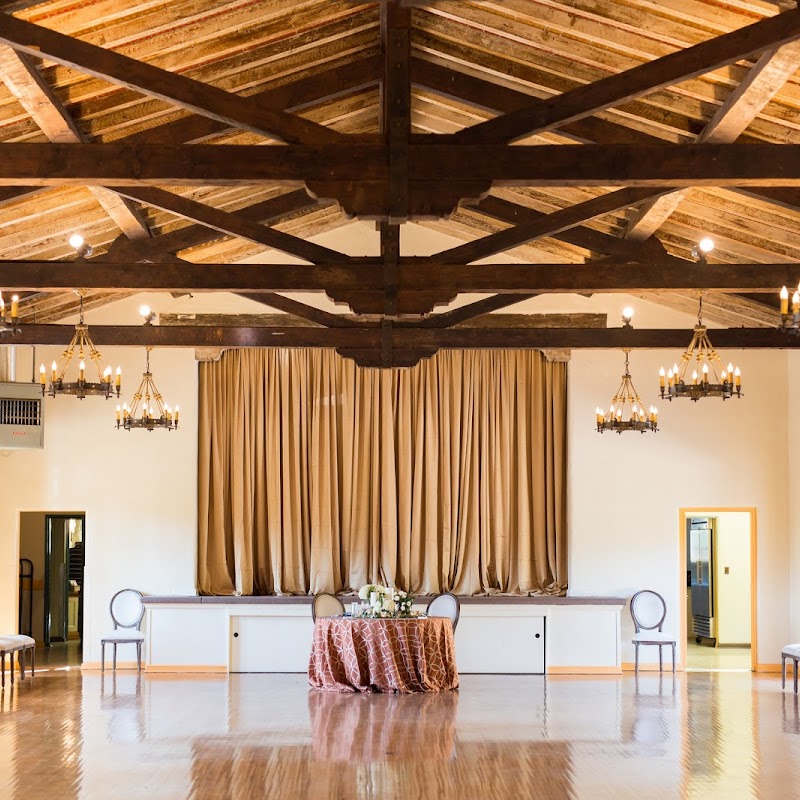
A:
[426, 592, 460, 631]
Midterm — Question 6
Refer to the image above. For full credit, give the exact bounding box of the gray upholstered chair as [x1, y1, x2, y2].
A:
[426, 592, 460, 631]
[630, 589, 676, 673]
[0, 635, 35, 687]
[782, 644, 800, 692]
[312, 593, 344, 622]
[101, 589, 145, 671]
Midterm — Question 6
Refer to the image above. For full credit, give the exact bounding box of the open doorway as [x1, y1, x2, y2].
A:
[679, 508, 756, 672]
[19, 511, 85, 665]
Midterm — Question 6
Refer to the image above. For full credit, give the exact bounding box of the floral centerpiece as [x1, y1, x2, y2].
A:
[355, 583, 420, 618]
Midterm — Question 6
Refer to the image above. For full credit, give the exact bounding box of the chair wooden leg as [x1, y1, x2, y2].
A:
[671, 643, 676, 674]
[30, 646, 35, 678]
[783, 655, 787, 689]
[10, 652, 14, 685]
[795, 659, 798, 694]
[136, 642, 142, 672]
[101, 642, 105, 672]
[113, 643, 117, 671]
[634, 643, 639, 673]
[1, 651, 5, 688]
[20, 647, 25, 680]
[658, 645, 663, 673]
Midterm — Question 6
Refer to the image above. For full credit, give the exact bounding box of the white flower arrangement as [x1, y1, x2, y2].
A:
[355, 584, 417, 618]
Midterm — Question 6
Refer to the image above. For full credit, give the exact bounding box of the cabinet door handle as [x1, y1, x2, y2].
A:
[233, 632, 239, 638]
[535, 633, 541, 638]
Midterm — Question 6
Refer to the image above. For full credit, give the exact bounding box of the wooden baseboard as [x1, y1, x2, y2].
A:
[621, 662, 682, 673]
[145, 665, 228, 674]
[755, 663, 791, 674]
[547, 666, 622, 675]
[81, 661, 140, 671]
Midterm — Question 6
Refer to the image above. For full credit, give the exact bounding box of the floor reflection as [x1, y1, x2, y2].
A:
[3, 671, 800, 799]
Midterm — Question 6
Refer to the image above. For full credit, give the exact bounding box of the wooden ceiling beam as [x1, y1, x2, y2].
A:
[441, 187, 671, 264]
[625, 40, 800, 240]
[0, 13, 341, 145]
[110, 186, 351, 264]
[0, 259, 797, 294]
[0, 45, 151, 240]
[4, 143, 800, 189]
[452, 7, 800, 144]
[6, 324, 800, 351]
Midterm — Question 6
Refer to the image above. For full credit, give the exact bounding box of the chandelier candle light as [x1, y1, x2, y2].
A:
[117, 347, 178, 432]
[779, 283, 800, 334]
[0, 291, 20, 336]
[39, 294, 121, 399]
[659, 295, 741, 401]
[596, 347, 658, 434]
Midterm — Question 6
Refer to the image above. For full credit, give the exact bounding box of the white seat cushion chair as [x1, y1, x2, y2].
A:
[426, 592, 461, 631]
[0, 634, 35, 687]
[312, 593, 345, 621]
[100, 589, 145, 671]
[782, 644, 800, 692]
[630, 590, 676, 673]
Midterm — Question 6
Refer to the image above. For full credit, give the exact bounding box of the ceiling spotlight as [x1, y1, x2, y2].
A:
[621, 306, 635, 327]
[139, 304, 156, 325]
[68, 233, 93, 259]
[691, 237, 715, 262]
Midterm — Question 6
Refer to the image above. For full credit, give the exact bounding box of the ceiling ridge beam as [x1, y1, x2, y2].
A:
[452, 7, 800, 144]
[0, 12, 341, 145]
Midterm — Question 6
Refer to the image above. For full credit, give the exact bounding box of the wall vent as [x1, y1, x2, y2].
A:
[0, 382, 44, 449]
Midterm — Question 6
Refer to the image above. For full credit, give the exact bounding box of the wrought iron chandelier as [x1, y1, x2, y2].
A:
[596, 349, 658, 434]
[39, 293, 121, 399]
[659, 295, 741, 401]
[779, 283, 800, 334]
[116, 348, 179, 432]
[0, 292, 20, 336]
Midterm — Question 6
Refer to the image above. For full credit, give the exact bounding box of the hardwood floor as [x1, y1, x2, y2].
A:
[1, 669, 799, 799]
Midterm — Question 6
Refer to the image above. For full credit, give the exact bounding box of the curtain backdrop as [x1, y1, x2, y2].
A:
[198, 348, 567, 596]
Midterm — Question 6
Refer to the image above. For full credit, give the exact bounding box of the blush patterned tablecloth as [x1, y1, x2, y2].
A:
[308, 616, 459, 693]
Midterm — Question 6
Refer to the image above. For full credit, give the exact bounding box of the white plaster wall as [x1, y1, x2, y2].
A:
[0, 294, 202, 663]
[567, 296, 790, 667]
[714, 511, 752, 645]
[0, 259, 793, 672]
[789, 350, 800, 643]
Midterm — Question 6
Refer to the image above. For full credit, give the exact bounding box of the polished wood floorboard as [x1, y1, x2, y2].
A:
[1, 668, 799, 799]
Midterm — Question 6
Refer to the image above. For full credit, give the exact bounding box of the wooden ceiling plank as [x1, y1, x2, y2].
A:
[125, 54, 383, 147]
[452, 7, 800, 144]
[0, 258, 798, 294]
[109, 185, 351, 264]
[624, 39, 800, 240]
[0, 44, 151, 239]
[0, 12, 341, 145]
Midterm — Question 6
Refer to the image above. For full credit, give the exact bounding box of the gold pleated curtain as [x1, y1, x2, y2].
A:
[198, 348, 568, 596]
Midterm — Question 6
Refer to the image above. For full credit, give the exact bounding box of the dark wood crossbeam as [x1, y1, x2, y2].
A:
[441, 188, 671, 264]
[111, 186, 351, 264]
[7, 324, 800, 350]
[0, 13, 340, 146]
[4, 143, 800, 192]
[1, 259, 798, 294]
[452, 7, 800, 144]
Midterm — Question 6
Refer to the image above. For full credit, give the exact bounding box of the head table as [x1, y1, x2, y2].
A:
[308, 616, 459, 693]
